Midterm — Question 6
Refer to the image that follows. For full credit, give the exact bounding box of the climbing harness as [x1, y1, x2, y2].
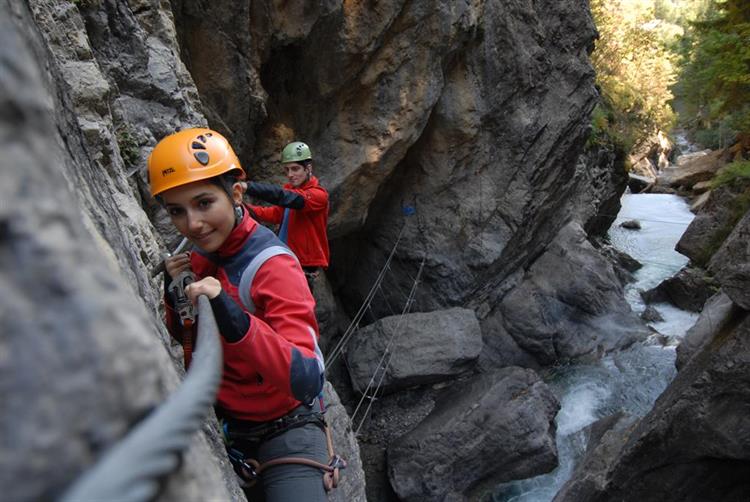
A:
[168, 269, 196, 368]
[221, 401, 346, 492]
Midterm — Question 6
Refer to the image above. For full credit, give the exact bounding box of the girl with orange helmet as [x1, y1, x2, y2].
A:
[148, 128, 332, 501]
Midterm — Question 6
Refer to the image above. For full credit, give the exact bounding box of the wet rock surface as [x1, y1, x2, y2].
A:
[388, 368, 560, 502]
[497, 222, 650, 365]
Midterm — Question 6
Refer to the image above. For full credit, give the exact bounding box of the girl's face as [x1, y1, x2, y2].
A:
[162, 180, 242, 252]
[283, 162, 311, 188]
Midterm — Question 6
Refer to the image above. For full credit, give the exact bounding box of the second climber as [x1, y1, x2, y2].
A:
[245, 141, 329, 292]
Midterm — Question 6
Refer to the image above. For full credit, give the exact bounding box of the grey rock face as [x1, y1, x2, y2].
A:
[709, 209, 750, 310]
[499, 222, 649, 365]
[560, 308, 750, 502]
[0, 2, 235, 500]
[387, 368, 560, 502]
[330, 0, 598, 316]
[574, 143, 628, 237]
[346, 308, 482, 394]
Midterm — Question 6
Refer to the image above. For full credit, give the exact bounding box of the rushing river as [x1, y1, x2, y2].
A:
[491, 193, 698, 501]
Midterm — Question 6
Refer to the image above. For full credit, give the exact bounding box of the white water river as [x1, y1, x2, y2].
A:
[492, 192, 698, 501]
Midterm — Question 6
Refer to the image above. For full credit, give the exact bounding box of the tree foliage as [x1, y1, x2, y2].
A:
[675, 0, 750, 147]
[589, 0, 678, 152]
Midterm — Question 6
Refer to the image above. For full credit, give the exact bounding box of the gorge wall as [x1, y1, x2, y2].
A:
[1, 0, 642, 500]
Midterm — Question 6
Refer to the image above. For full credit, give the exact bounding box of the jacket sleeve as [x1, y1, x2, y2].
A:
[287, 184, 328, 212]
[227, 254, 324, 404]
[247, 203, 284, 224]
[246, 182, 304, 209]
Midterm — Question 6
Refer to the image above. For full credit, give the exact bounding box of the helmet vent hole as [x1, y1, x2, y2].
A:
[197, 135, 206, 143]
[192, 141, 206, 150]
[194, 151, 210, 165]
[206, 133, 213, 137]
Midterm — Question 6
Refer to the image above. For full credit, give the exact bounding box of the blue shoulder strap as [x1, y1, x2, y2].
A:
[278, 208, 291, 244]
[238, 245, 297, 313]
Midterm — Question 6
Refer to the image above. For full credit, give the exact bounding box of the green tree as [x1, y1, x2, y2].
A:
[676, 0, 750, 147]
[590, 0, 678, 152]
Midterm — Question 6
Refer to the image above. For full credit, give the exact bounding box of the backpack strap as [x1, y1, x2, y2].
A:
[238, 245, 298, 313]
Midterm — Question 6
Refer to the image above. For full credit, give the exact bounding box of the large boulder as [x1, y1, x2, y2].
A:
[557, 308, 750, 502]
[388, 368, 560, 501]
[640, 266, 719, 312]
[496, 222, 650, 365]
[345, 308, 482, 394]
[656, 149, 725, 193]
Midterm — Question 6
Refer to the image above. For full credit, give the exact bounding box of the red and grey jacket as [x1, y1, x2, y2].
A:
[247, 176, 330, 269]
[165, 212, 325, 422]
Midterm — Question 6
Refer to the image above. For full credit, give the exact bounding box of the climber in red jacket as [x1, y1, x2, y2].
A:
[148, 128, 338, 501]
[245, 141, 329, 292]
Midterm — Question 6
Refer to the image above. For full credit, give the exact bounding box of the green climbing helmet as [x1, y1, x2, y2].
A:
[280, 141, 312, 164]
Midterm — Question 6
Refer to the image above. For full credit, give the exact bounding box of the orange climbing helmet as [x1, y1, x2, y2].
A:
[148, 128, 245, 197]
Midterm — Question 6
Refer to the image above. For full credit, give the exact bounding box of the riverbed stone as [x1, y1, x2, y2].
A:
[387, 368, 559, 502]
[345, 308, 482, 394]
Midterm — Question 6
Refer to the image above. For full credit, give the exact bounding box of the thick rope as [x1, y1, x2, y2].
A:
[325, 224, 407, 368]
[352, 257, 426, 434]
[61, 295, 222, 502]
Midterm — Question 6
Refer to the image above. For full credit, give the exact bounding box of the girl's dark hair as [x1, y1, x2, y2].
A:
[209, 171, 242, 200]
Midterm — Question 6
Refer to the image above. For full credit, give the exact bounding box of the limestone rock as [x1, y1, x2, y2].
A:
[330, 0, 599, 317]
[641, 305, 665, 323]
[345, 308, 482, 394]
[388, 368, 559, 502]
[0, 3, 236, 500]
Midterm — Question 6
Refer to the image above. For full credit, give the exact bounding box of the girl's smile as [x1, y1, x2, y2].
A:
[162, 180, 238, 252]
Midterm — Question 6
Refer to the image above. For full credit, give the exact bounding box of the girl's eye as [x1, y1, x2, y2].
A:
[168, 207, 184, 217]
[198, 199, 213, 209]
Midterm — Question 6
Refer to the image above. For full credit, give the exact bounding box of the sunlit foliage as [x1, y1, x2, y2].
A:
[589, 0, 679, 152]
[675, 0, 750, 148]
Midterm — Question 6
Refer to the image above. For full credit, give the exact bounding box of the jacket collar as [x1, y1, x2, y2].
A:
[214, 208, 256, 258]
[284, 175, 319, 190]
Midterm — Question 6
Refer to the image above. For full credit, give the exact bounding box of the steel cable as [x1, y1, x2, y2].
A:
[60, 295, 222, 502]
